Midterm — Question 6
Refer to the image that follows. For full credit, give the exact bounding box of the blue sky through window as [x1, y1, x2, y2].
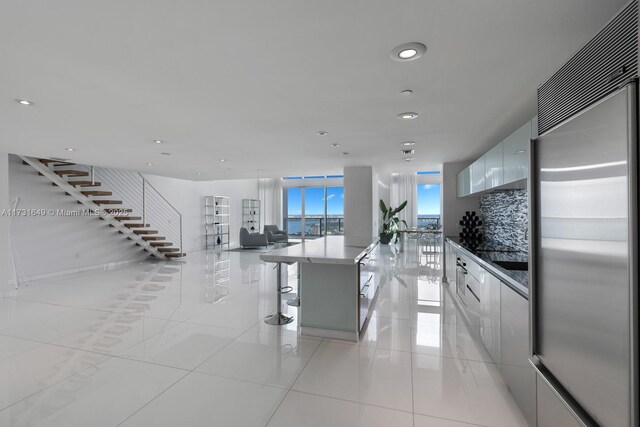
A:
[417, 184, 441, 215]
[286, 186, 344, 216]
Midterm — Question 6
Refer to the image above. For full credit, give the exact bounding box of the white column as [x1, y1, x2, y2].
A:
[344, 166, 375, 246]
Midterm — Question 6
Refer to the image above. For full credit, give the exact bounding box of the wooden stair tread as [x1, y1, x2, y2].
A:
[64, 181, 101, 187]
[150, 242, 172, 247]
[141, 236, 165, 241]
[81, 191, 112, 196]
[158, 248, 180, 253]
[124, 223, 149, 228]
[93, 200, 122, 205]
[133, 229, 158, 235]
[36, 159, 75, 165]
[115, 216, 141, 221]
[165, 253, 186, 258]
[55, 170, 89, 176]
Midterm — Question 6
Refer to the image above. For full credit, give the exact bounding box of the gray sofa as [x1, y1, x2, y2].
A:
[239, 227, 268, 248]
[264, 225, 288, 244]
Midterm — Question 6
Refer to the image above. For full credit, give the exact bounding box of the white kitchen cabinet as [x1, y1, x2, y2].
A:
[456, 166, 471, 197]
[445, 241, 457, 287]
[470, 156, 486, 193]
[501, 282, 536, 427]
[484, 142, 504, 189]
[480, 270, 501, 364]
[503, 120, 530, 184]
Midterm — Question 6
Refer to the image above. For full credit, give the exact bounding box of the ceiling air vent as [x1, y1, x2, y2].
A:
[401, 149, 415, 155]
[537, 0, 638, 135]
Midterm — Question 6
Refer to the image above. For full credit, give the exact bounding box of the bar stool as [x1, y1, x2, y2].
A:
[264, 262, 294, 325]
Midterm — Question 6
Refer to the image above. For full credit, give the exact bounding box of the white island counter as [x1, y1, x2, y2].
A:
[260, 236, 380, 341]
[260, 236, 377, 265]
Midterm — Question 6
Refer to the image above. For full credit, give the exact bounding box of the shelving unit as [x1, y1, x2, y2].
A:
[242, 199, 260, 233]
[205, 196, 230, 249]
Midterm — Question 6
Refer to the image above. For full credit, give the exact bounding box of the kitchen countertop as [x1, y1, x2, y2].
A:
[446, 237, 529, 298]
[260, 236, 377, 265]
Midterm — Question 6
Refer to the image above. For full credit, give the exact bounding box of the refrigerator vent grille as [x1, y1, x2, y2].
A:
[537, 0, 638, 134]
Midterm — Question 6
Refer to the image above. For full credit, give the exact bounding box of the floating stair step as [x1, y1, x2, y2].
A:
[150, 242, 172, 247]
[55, 170, 89, 177]
[165, 253, 186, 258]
[93, 200, 123, 205]
[115, 216, 141, 221]
[141, 236, 165, 241]
[64, 181, 101, 187]
[124, 223, 149, 228]
[134, 229, 158, 235]
[104, 208, 132, 213]
[36, 159, 75, 165]
[81, 191, 112, 196]
[158, 247, 180, 253]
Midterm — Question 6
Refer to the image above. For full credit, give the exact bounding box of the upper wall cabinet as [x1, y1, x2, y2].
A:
[470, 156, 486, 193]
[503, 120, 531, 184]
[484, 142, 504, 189]
[457, 166, 471, 197]
[457, 117, 535, 197]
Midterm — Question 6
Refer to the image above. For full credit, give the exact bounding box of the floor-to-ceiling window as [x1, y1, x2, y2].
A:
[282, 176, 344, 240]
[416, 171, 442, 229]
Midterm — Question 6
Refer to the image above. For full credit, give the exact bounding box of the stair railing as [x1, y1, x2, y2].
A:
[71, 164, 183, 254]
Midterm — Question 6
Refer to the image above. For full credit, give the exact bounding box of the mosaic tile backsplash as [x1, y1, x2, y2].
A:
[479, 189, 528, 253]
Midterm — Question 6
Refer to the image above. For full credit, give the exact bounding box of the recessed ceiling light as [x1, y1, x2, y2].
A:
[515, 150, 526, 154]
[219, 159, 226, 162]
[257, 169, 264, 172]
[317, 131, 328, 136]
[397, 112, 418, 120]
[65, 148, 76, 152]
[400, 89, 413, 96]
[161, 152, 171, 156]
[146, 163, 154, 166]
[196, 172, 202, 176]
[402, 141, 415, 146]
[404, 157, 414, 162]
[341, 152, 350, 156]
[331, 143, 340, 147]
[153, 140, 164, 144]
[390, 42, 427, 62]
[15, 99, 34, 106]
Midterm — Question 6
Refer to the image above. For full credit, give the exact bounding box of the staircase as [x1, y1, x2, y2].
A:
[19, 156, 185, 259]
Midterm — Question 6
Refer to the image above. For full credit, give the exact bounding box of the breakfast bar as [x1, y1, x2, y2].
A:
[261, 236, 380, 341]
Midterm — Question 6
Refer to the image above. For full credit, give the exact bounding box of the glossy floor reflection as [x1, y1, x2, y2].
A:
[0, 242, 528, 426]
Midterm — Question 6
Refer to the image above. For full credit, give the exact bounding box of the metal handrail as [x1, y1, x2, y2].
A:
[67, 163, 183, 254]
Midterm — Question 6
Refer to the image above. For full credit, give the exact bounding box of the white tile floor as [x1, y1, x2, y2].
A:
[0, 242, 528, 426]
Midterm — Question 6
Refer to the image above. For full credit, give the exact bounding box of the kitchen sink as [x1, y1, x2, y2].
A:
[493, 260, 528, 271]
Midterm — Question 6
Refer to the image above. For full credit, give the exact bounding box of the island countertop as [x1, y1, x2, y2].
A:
[260, 236, 377, 265]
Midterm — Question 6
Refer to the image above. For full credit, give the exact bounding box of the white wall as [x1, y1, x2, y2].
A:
[142, 174, 258, 251]
[0, 153, 9, 292]
[442, 161, 480, 237]
[8, 154, 148, 282]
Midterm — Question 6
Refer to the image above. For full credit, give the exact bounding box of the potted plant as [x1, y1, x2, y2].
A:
[379, 199, 408, 244]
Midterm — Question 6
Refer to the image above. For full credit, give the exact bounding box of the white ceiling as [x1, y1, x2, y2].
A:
[0, 0, 628, 180]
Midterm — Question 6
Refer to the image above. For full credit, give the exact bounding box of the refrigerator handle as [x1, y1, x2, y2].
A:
[528, 135, 537, 360]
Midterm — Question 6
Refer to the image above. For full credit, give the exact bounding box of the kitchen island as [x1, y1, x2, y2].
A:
[261, 236, 379, 341]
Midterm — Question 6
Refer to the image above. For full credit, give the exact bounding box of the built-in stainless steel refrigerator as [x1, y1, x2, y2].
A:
[531, 2, 638, 426]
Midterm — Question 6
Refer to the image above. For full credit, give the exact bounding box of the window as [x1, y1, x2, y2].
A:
[417, 183, 441, 229]
[283, 185, 344, 240]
